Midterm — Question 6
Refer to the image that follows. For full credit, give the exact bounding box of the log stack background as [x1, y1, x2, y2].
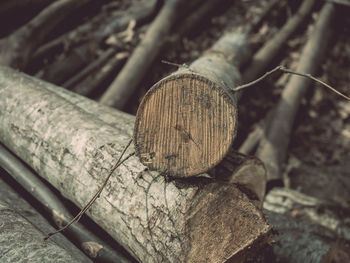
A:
[1, 0, 350, 262]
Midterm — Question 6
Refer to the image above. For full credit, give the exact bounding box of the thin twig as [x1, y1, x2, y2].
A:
[44, 139, 134, 240]
[234, 65, 350, 101]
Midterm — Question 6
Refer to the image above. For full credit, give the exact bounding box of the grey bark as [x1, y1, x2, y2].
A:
[0, 143, 133, 263]
[0, 176, 92, 263]
[0, 66, 271, 263]
[0, 196, 88, 262]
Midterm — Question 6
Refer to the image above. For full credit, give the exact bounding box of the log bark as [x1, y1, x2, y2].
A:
[99, 0, 188, 109]
[0, 0, 92, 70]
[256, 2, 336, 181]
[0, 143, 133, 263]
[0, 66, 272, 263]
[0, 199, 88, 262]
[242, 0, 315, 83]
[134, 32, 246, 177]
[0, 176, 92, 263]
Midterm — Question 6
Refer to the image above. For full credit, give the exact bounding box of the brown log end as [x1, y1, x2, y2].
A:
[183, 183, 273, 262]
[134, 72, 237, 178]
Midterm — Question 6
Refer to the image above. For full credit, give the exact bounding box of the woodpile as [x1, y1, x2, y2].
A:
[1, 0, 350, 262]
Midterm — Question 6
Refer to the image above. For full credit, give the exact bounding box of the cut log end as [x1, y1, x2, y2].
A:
[134, 72, 237, 177]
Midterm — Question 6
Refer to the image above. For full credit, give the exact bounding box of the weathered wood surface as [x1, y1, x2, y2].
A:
[0, 180, 90, 263]
[0, 143, 132, 263]
[0, 176, 92, 263]
[256, 2, 336, 181]
[0, 67, 272, 263]
[134, 32, 246, 177]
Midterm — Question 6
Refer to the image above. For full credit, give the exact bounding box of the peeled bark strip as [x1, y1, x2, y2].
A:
[0, 66, 272, 263]
[0, 176, 92, 263]
[256, 3, 336, 181]
[0, 144, 132, 263]
[0, 202, 85, 263]
[242, 0, 315, 82]
[99, 0, 187, 109]
[134, 32, 245, 177]
[0, 0, 91, 69]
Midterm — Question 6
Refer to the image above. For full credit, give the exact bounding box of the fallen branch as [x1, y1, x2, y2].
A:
[99, 0, 189, 109]
[256, 2, 337, 181]
[0, 176, 92, 263]
[0, 66, 272, 263]
[242, 0, 316, 83]
[0, 0, 92, 69]
[0, 201, 86, 263]
[0, 143, 132, 262]
[34, 0, 158, 83]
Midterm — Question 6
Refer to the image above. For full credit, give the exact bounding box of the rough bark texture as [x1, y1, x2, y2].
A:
[0, 67, 272, 263]
[134, 32, 245, 177]
[0, 143, 132, 263]
[99, 0, 187, 109]
[0, 0, 91, 69]
[0, 176, 92, 263]
[0, 200, 87, 263]
[256, 2, 336, 181]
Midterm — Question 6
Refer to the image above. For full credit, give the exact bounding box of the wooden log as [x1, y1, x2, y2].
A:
[134, 32, 246, 177]
[0, 143, 133, 263]
[0, 200, 88, 262]
[0, 176, 92, 263]
[99, 0, 190, 109]
[256, 2, 336, 181]
[0, 0, 92, 70]
[44, 75, 268, 206]
[0, 66, 272, 263]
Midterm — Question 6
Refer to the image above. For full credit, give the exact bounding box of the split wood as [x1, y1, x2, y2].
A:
[44, 139, 135, 240]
